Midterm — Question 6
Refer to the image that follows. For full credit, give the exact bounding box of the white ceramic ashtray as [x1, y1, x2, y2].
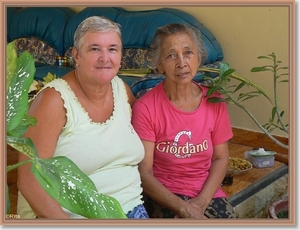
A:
[249, 148, 276, 157]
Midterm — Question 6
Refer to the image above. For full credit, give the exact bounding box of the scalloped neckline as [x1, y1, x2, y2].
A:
[59, 78, 116, 125]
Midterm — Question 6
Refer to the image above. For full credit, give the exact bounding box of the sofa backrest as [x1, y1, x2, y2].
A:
[6, 7, 22, 42]
[9, 7, 76, 55]
[63, 7, 223, 65]
[7, 6, 223, 82]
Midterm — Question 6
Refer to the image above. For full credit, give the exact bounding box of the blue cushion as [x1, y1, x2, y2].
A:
[63, 7, 223, 64]
[34, 65, 74, 81]
[118, 76, 143, 87]
[6, 7, 22, 42]
[64, 7, 125, 52]
[9, 7, 76, 55]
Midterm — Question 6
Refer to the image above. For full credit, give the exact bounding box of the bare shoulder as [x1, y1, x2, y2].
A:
[123, 82, 136, 106]
[28, 87, 66, 127]
[24, 87, 67, 158]
[29, 87, 64, 113]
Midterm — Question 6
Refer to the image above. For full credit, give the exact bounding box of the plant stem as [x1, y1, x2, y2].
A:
[6, 159, 32, 172]
[272, 55, 289, 133]
[225, 92, 289, 149]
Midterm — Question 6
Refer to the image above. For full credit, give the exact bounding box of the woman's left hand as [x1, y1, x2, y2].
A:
[174, 197, 209, 219]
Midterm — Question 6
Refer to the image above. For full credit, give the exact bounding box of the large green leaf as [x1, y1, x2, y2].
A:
[6, 47, 35, 133]
[6, 136, 37, 160]
[7, 114, 37, 138]
[31, 156, 127, 219]
[6, 41, 18, 92]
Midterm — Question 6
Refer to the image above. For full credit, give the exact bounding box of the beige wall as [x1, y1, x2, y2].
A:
[71, 6, 290, 137]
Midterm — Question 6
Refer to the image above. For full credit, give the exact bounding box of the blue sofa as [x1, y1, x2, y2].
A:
[7, 7, 223, 96]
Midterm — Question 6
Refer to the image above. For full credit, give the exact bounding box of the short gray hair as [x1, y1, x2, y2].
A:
[150, 23, 207, 71]
[73, 16, 122, 52]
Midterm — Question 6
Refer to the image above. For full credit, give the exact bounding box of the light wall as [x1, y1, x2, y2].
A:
[71, 6, 290, 138]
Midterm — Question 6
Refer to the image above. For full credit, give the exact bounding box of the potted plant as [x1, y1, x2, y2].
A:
[201, 53, 289, 150]
[200, 54, 289, 219]
[6, 41, 127, 218]
[268, 194, 288, 219]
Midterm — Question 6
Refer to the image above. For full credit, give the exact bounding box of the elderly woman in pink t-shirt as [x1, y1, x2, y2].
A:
[132, 23, 237, 219]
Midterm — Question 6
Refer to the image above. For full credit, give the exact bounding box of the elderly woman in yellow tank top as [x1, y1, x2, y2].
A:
[17, 16, 148, 219]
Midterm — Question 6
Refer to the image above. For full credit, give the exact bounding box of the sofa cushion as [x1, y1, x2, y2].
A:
[64, 7, 124, 53]
[7, 7, 224, 84]
[64, 7, 223, 65]
[34, 65, 74, 81]
[64, 47, 152, 69]
[6, 7, 22, 42]
[121, 48, 152, 69]
[14, 37, 59, 66]
[9, 7, 76, 56]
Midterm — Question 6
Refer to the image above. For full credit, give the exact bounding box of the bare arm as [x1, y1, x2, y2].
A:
[17, 88, 70, 218]
[186, 142, 229, 216]
[139, 139, 197, 218]
[124, 82, 136, 106]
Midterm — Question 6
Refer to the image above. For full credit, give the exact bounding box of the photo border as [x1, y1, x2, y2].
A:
[1, 0, 296, 228]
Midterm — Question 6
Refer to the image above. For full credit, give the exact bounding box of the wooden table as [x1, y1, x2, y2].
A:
[222, 143, 288, 207]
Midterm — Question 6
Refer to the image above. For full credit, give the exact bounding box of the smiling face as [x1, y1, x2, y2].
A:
[73, 30, 122, 84]
[157, 32, 201, 85]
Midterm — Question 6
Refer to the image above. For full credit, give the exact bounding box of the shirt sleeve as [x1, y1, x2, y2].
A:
[132, 100, 156, 142]
[211, 100, 233, 146]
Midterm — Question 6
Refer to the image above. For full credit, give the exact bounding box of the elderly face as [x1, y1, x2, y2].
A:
[157, 32, 201, 84]
[73, 30, 122, 84]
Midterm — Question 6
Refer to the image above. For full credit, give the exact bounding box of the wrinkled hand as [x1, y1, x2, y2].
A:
[175, 197, 208, 219]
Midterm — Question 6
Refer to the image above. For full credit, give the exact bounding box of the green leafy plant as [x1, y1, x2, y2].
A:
[277, 210, 288, 218]
[6, 41, 127, 218]
[202, 52, 289, 149]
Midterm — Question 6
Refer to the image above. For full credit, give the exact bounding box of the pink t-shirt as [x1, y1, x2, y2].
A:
[132, 82, 233, 198]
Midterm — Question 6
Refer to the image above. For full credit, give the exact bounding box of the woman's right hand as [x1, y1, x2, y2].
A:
[175, 199, 208, 219]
